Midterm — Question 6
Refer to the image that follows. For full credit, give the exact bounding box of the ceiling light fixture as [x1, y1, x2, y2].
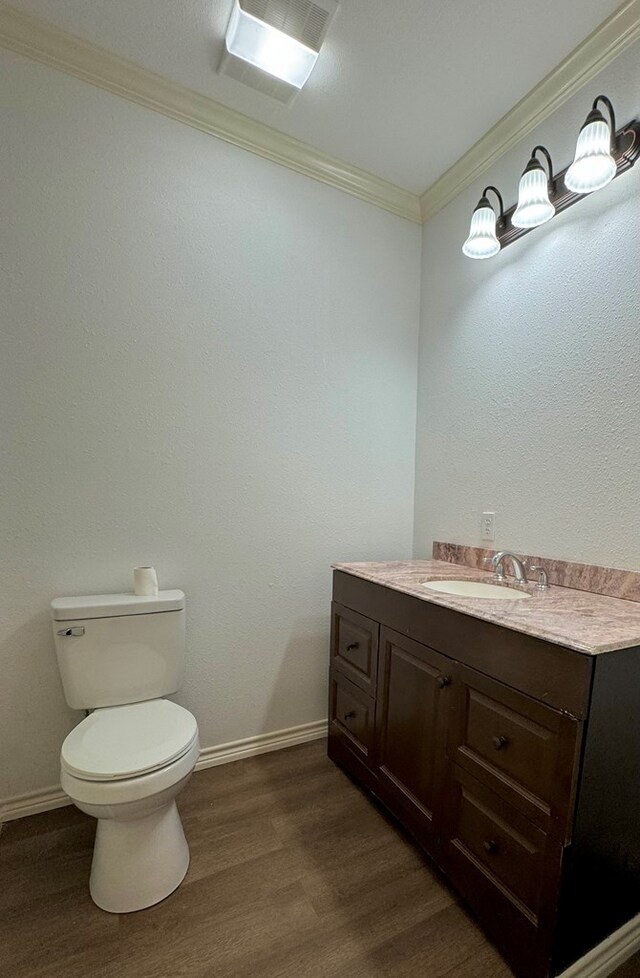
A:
[225, 0, 318, 88]
[462, 187, 504, 259]
[565, 96, 617, 194]
[221, 0, 338, 101]
[462, 95, 640, 260]
[512, 146, 555, 228]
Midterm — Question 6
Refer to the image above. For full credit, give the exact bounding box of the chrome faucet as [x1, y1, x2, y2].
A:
[488, 551, 528, 584]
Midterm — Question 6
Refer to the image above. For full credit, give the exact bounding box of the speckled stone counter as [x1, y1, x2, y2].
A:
[332, 559, 640, 655]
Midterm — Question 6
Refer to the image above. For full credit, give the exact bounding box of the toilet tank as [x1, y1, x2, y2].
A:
[51, 591, 186, 710]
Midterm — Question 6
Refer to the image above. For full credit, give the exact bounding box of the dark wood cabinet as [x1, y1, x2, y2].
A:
[375, 628, 451, 855]
[328, 570, 640, 978]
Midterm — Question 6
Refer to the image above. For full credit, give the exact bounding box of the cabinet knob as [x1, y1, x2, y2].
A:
[437, 676, 452, 689]
[484, 840, 498, 854]
[343, 711, 356, 721]
[345, 642, 360, 652]
[492, 735, 509, 751]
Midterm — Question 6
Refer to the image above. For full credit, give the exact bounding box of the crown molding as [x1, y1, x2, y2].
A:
[420, 0, 640, 222]
[1, 2, 637, 228]
[0, 3, 421, 224]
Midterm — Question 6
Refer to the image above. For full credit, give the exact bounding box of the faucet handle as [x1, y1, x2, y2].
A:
[530, 565, 550, 590]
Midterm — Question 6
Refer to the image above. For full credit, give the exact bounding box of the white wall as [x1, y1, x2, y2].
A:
[0, 50, 421, 803]
[414, 40, 640, 570]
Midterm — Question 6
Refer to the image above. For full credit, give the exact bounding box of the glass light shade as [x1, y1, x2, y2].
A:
[462, 204, 500, 259]
[512, 166, 555, 228]
[565, 118, 617, 194]
[226, 0, 318, 88]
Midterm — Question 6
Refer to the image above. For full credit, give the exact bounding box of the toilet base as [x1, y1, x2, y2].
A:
[90, 799, 190, 913]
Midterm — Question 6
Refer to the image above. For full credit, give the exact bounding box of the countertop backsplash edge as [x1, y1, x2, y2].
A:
[432, 541, 640, 604]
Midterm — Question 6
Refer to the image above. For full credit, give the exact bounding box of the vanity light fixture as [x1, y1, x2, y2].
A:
[462, 94, 640, 259]
[512, 146, 555, 228]
[462, 187, 504, 259]
[565, 96, 617, 194]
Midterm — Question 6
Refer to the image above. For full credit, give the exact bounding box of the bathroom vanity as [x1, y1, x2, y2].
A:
[327, 557, 640, 978]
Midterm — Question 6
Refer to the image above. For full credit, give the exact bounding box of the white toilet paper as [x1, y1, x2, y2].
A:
[134, 566, 158, 596]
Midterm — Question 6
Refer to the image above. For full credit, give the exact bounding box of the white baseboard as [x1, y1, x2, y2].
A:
[195, 719, 327, 771]
[0, 785, 71, 822]
[0, 719, 328, 822]
[558, 913, 640, 978]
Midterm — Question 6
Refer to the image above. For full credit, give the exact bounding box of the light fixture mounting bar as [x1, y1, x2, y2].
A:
[497, 118, 640, 250]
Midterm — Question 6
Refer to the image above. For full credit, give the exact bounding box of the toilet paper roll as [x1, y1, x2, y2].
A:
[134, 566, 158, 596]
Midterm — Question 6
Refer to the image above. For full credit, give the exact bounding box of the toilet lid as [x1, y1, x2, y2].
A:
[61, 700, 198, 781]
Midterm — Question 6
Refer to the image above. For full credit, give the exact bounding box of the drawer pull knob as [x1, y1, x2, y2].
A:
[484, 840, 498, 854]
[492, 735, 509, 751]
[345, 642, 360, 652]
[437, 676, 451, 689]
[343, 711, 356, 721]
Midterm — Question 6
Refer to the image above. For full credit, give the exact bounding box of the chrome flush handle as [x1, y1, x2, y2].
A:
[57, 627, 85, 637]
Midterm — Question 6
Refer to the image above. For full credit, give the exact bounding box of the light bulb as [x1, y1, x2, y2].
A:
[565, 114, 616, 194]
[512, 163, 555, 228]
[462, 200, 500, 259]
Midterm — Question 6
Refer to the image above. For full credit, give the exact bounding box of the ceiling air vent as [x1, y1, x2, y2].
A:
[220, 0, 339, 103]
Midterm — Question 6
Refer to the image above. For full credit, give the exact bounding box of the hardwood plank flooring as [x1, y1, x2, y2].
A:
[0, 740, 631, 978]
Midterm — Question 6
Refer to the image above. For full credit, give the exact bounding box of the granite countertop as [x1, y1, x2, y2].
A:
[333, 559, 640, 655]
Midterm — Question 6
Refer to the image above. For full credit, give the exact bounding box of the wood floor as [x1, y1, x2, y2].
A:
[0, 740, 637, 978]
[611, 954, 640, 978]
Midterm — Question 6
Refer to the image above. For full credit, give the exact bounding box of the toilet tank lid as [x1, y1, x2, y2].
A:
[51, 590, 185, 621]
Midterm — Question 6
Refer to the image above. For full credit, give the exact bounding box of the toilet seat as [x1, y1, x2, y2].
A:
[61, 699, 198, 782]
[61, 735, 200, 809]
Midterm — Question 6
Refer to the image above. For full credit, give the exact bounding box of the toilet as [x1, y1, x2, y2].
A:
[51, 589, 199, 913]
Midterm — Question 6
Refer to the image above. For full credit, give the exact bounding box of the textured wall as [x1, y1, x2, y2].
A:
[0, 50, 421, 802]
[414, 41, 640, 570]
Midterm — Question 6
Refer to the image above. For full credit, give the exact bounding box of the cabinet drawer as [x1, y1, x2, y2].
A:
[450, 665, 581, 838]
[443, 767, 563, 978]
[329, 671, 375, 761]
[446, 766, 550, 915]
[330, 602, 379, 694]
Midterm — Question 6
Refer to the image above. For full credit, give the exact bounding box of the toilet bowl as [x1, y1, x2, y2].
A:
[60, 698, 199, 913]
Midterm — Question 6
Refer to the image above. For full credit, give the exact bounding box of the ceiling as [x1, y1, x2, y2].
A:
[8, 0, 625, 193]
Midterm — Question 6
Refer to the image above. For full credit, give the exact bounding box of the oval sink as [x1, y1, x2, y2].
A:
[421, 579, 530, 600]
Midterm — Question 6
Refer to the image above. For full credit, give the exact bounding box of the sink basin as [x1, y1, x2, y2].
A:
[421, 579, 530, 600]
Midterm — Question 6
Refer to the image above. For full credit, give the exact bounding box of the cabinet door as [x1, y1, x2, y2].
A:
[375, 627, 453, 855]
